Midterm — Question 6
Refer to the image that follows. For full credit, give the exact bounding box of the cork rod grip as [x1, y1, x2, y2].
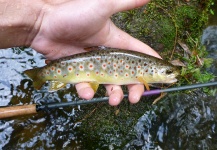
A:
[0, 104, 37, 119]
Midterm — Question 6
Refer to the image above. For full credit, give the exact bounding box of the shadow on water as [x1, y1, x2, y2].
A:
[125, 93, 217, 149]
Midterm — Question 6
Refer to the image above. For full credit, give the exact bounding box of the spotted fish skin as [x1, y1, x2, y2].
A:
[24, 47, 179, 91]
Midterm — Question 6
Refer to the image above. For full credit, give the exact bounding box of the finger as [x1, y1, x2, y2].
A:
[113, 0, 150, 13]
[127, 84, 144, 104]
[104, 22, 162, 59]
[105, 84, 124, 106]
[75, 83, 95, 100]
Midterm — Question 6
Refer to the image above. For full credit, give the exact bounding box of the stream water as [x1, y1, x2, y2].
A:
[0, 4, 217, 150]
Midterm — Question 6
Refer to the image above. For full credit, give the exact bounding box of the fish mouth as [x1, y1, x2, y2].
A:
[165, 78, 178, 83]
[152, 72, 178, 84]
[164, 72, 179, 83]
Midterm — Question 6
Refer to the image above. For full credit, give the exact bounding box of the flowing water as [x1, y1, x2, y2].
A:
[0, 4, 217, 150]
[0, 48, 84, 149]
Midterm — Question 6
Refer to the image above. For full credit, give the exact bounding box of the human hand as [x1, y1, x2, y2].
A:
[31, 0, 161, 106]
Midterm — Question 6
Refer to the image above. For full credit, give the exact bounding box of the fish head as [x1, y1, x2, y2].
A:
[147, 63, 180, 84]
[155, 64, 180, 83]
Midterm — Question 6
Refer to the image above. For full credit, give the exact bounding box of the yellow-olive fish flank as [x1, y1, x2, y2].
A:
[24, 47, 180, 92]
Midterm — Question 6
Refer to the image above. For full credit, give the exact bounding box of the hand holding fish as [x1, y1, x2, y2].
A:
[0, 0, 164, 106]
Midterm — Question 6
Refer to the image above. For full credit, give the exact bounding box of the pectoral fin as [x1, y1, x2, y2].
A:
[138, 77, 150, 91]
[89, 82, 99, 93]
[49, 81, 67, 92]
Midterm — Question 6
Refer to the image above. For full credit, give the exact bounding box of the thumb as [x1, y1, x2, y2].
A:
[113, 0, 150, 13]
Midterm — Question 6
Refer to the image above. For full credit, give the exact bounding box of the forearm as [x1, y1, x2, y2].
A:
[0, 0, 44, 48]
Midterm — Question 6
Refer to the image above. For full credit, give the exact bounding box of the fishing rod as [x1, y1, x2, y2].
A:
[0, 81, 216, 119]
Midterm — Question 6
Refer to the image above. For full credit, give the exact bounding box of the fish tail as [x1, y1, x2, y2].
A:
[24, 68, 45, 90]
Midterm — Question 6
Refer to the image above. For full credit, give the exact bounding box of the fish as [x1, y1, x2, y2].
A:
[24, 47, 180, 92]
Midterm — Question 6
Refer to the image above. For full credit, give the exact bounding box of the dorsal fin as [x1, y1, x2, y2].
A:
[45, 59, 52, 64]
[84, 46, 107, 51]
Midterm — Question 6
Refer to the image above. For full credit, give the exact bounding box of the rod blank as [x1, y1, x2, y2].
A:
[0, 104, 37, 119]
[0, 81, 216, 119]
[142, 81, 217, 96]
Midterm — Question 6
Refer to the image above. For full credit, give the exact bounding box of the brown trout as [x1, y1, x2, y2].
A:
[24, 47, 180, 92]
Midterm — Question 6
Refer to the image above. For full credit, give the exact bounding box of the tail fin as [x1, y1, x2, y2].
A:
[24, 68, 45, 90]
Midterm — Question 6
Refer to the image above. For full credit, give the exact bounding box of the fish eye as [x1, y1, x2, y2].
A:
[166, 69, 173, 74]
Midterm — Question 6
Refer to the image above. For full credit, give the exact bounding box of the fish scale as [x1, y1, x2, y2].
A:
[24, 47, 180, 92]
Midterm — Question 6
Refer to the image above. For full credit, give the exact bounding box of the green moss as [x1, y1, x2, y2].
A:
[75, 97, 155, 149]
[112, 0, 215, 83]
[113, 0, 213, 55]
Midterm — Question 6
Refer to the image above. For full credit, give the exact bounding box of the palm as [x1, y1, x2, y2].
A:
[32, 0, 116, 59]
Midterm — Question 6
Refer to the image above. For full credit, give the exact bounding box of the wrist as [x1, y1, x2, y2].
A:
[0, 0, 45, 48]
